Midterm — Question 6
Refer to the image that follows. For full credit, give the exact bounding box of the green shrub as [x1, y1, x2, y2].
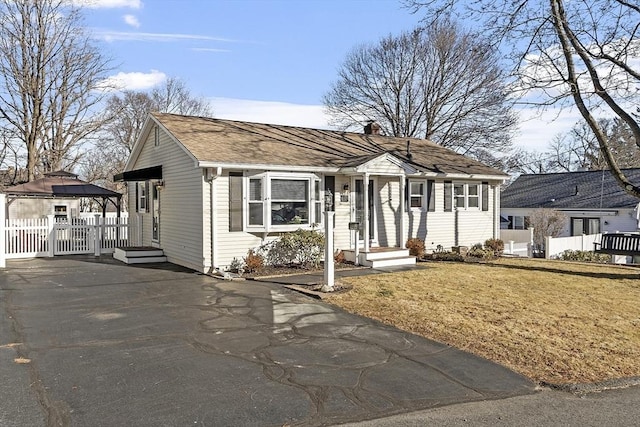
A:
[228, 257, 245, 273]
[261, 229, 325, 268]
[406, 238, 425, 258]
[467, 246, 493, 259]
[559, 250, 611, 263]
[426, 251, 464, 262]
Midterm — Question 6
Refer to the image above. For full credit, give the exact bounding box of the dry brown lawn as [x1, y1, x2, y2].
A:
[324, 258, 640, 385]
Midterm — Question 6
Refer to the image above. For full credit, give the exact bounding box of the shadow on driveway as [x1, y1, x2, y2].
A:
[0, 257, 534, 426]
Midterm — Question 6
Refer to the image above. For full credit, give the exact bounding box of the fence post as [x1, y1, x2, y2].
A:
[94, 214, 101, 256]
[508, 240, 514, 255]
[47, 215, 55, 257]
[0, 194, 5, 268]
[322, 211, 335, 292]
[545, 235, 551, 259]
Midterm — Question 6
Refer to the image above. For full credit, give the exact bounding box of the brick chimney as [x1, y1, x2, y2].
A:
[364, 120, 380, 135]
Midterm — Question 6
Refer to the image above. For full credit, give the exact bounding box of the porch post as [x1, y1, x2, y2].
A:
[363, 173, 369, 253]
[399, 175, 405, 249]
[322, 211, 335, 292]
[0, 194, 5, 268]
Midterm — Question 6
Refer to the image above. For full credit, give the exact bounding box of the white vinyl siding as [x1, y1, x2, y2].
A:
[405, 180, 497, 251]
[129, 126, 207, 272]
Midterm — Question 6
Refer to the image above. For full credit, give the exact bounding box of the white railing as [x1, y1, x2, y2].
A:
[500, 228, 534, 257]
[545, 233, 602, 259]
[2, 213, 139, 261]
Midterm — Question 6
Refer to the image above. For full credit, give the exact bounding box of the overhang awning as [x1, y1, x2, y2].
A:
[114, 165, 163, 182]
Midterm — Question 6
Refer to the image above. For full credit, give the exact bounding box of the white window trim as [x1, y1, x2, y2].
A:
[137, 182, 148, 213]
[452, 182, 481, 211]
[243, 172, 323, 232]
[408, 179, 426, 211]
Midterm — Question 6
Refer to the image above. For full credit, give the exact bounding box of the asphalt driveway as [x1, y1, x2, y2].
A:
[0, 256, 534, 426]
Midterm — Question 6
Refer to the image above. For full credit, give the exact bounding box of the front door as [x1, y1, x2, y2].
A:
[354, 178, 376, 244]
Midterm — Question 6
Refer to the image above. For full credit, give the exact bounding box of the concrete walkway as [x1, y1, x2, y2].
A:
[1, 256, 533, 426]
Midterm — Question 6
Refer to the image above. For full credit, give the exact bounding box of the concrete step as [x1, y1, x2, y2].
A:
[366, 256, 416, 269]
[113, 247, 167, 264]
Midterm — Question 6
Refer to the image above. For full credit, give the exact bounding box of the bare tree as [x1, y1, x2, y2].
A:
[0, 0, 112, 181]
[404, 0, 640, 197]
[87, 77, 213, 189]
[528, 208, 567, 249]
[323, 19, 517, 158]
[150, 77, 213, 117]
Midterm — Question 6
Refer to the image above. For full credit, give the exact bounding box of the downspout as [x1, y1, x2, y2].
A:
[399, 175, 405, 248]
[208, 167, 222, 274]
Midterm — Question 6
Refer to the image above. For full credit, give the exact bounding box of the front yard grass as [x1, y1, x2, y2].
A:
[324, 258, 640, 385]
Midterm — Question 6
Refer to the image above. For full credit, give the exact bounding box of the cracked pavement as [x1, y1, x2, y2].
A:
[0, 256, 533, 426]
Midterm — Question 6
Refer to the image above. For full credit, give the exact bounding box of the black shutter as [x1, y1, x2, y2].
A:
[229, 172, 243, 231]
[427, 180, 435, 212]
[145, 182, 150, 213]
[135, 183, 139, 212]
[444, 181, 452, 212]
[482, 182, 489, 211]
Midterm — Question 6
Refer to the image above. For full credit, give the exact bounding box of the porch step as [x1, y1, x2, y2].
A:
[342, 248, 416, 268]
[113, 247, 167, 264]
[367, 256, 416, 269]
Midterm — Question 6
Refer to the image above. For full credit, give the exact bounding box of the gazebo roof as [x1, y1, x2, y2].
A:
[3, 170, 121, 198]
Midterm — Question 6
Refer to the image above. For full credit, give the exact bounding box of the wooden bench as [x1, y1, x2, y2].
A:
[593, 233, 640, 256]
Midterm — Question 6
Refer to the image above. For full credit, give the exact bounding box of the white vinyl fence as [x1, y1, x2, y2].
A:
[1, 209, 140, 267]
[544, 233, 602, 259]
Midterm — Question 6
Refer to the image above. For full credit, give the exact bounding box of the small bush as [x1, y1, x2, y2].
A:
[243, 249, 264, 272]
[426, 251, 464, 262]
[560, 250, 611, 264]
[334, 250, 346, 264]
[228, 257, 245, 273]
[406, 238, 425, 258]
[467, 247, 493, 259]
[485, 238, 504, 256]
[261, 229, 325, 269]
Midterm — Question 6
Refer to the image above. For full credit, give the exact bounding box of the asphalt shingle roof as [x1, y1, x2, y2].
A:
[152, 113, 508, 177]
[501, 169, 640, 209]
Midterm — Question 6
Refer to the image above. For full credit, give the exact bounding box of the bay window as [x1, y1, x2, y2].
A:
[243, 172, 322, 231]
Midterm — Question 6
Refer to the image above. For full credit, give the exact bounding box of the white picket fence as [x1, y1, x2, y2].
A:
[2, 212, 139, 262]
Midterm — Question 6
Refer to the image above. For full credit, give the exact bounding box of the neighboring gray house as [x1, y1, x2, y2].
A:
[115, 112, 508, 273]
[501, 169, 640, 236]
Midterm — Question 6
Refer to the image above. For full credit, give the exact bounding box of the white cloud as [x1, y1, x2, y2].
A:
[72, 0, 142, 8]
[123, 14, 140, 28]
[515, 106, 581, 151]
[190, 48, 231, 53]
[210, 98, 332, 130]
[98, 70, 166, 91]
[94, 31, 236, 43]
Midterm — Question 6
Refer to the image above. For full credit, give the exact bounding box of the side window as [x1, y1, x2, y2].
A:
[248, 178, 264, 226]
[136, 182, 150, 213]
[409, 181, 424, 208]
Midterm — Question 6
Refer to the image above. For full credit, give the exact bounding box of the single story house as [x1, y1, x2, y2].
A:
[115, 112, 509, 273]
[501, 169, 640, 236]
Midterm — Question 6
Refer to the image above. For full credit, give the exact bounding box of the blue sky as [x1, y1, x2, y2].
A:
[78, 0, 579, 151]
